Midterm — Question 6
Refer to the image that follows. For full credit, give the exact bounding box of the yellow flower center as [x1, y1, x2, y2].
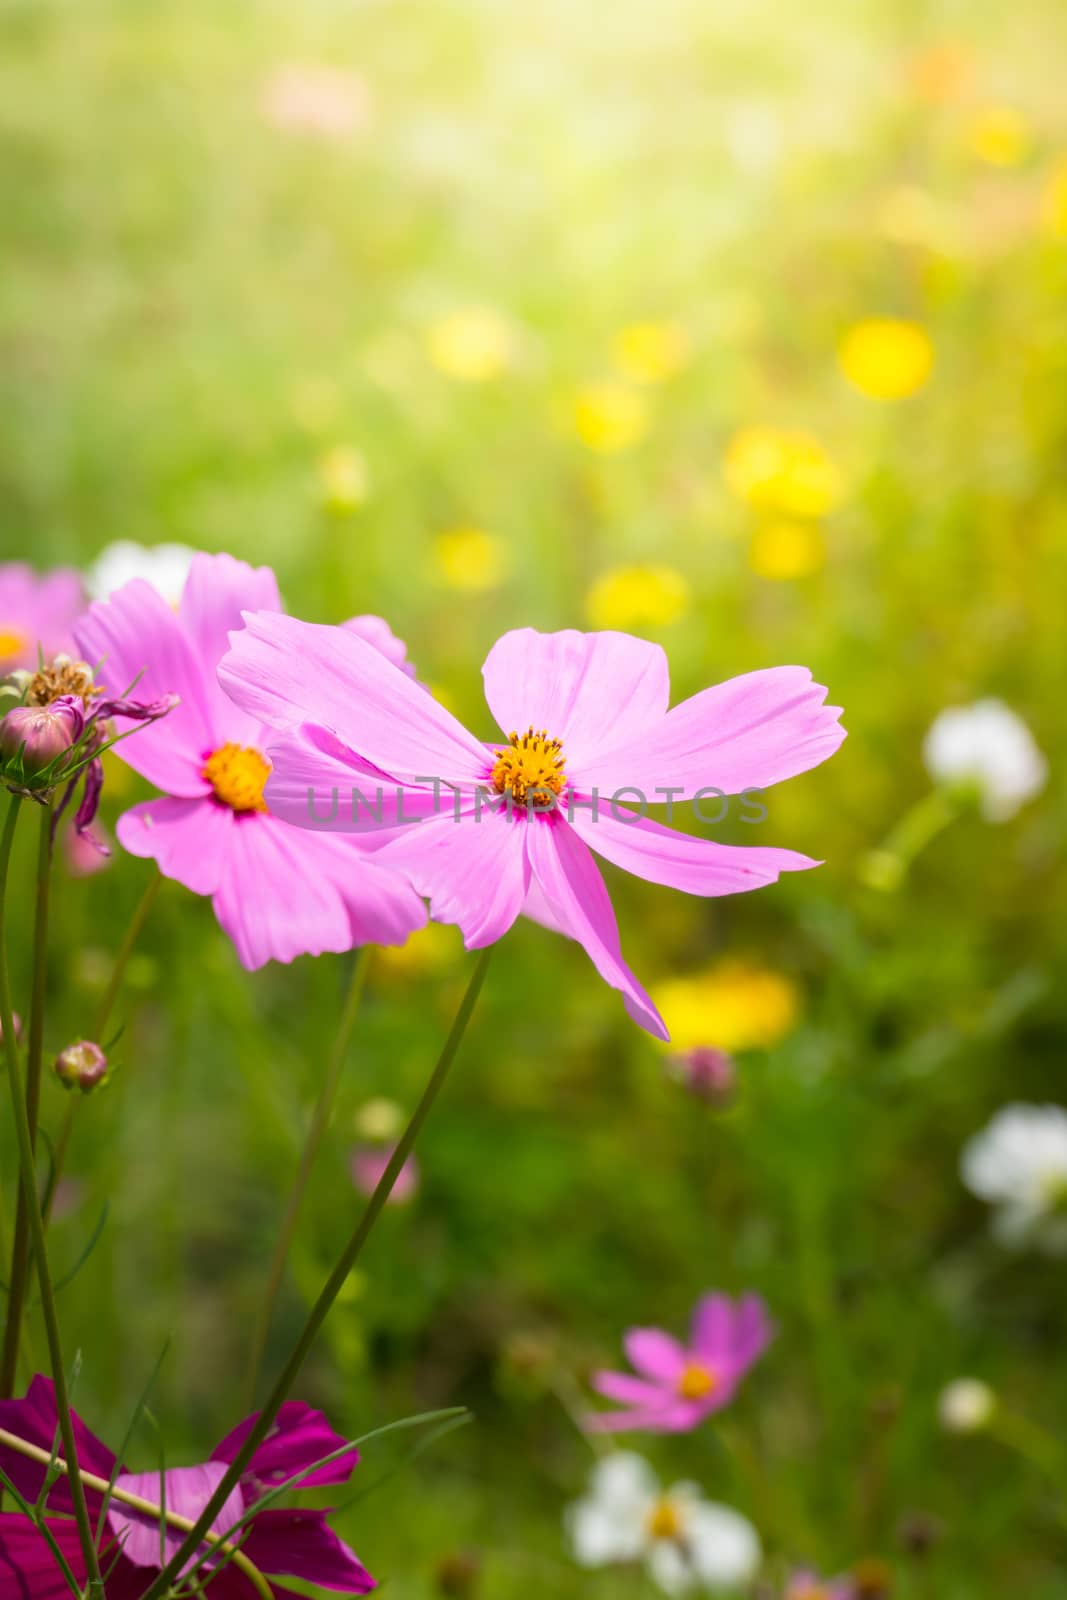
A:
[646, 1498, 683, 1541]
[676, 1362, 717, 1400]
[0, 627, 27, 662]
[203, 743, 270, 813]
[490, 727, 566, 809]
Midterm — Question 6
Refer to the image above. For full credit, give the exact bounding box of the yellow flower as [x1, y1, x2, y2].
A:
[749, 521, 825, 580]
[968, 106, 1030, 168]
[376, 922, 460, 979]
[653, 961, 801, 1053]
[434, 527, 508, 592]
[586, 565, 691, 629]
[318, 445, 368, 512]
[1042, 158, 1067, 237]
[723, 426, 842, 518]
[572, 384, 649, 453]
[426, 308, 514, 381]
[612, 321, 690, 384]
[838, 318, 934, 400]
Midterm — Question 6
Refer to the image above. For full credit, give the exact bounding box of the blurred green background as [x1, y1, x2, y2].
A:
[2, 0, 1066, 1593]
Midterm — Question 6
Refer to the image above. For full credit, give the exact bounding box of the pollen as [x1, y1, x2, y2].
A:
[203, 743, 270, 813]
[675, 1362, 717, 1401]
[645, 1498, 683, 1541]
[490, 727, 566, 809]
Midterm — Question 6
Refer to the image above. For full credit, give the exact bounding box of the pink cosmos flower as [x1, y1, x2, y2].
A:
[73, 553, 427, 969]
[0, 1375, 374, 1595]
[351, 1144, 420, 1203]
[0, 563, 85, 673]
[218, 622, 845, 1036]
[586, 1292, 772, 1433]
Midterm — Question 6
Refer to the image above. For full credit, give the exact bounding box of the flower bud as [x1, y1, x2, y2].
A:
[0, 697, 84, 775]
[666, 1046, 736, 1107]
[0, 1011, 22, 1045]
[54, 1040, 108, 1093]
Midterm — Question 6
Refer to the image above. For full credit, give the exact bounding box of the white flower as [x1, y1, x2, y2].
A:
[86, 542, 197, 607]
[566, 1452, 760, 1594]
[938, 1377, 995, 1433]
[923, 700, 1047, 822]
[961, 1104, 1067, 1254]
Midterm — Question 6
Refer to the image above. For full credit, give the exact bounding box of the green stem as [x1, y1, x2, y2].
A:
[1, 801, 54, 1399]
[42, 869, 163, 1229]
[245, 946, 371, 1407]
[139, 946, 492, 1600]
[0, 794, 103, 1590]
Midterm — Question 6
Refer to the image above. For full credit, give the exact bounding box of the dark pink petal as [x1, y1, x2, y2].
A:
[0, 1513, 87, 1598]
[241, 1509, 375, 1593]
[210, 813, 356, 969]
[0, 1376, 117, 1517]
[110, 1461, 244, 1573]
[213, 1403, 358, 1494]
[377, 806, 529, 948]
[116, 796, 231, 896]
[218, 613, 488, 786]
[570, 807, 819, 894]
[524, 820, 668, 1040]
[622, 1328, 688, 1383]
[74, 579, 220, 795]
[481, 629, 669, 770]
[261, 725, 443, 836]
[181, 554, 282, 746]
[585, 665, 845, 799]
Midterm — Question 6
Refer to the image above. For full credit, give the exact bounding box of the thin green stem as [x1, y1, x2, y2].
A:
[139, 946, 492, 1600]
[0, 794, 103, 1590]
[245, 946, 371, 1406]
[1, 800, 53, 1398]
[42, 869, 163, 1229]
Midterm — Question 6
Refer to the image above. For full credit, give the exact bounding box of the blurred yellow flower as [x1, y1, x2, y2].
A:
[426, 308, 515, 381]
[612, 321, 690, 384]
[586, 565, 691, 629]
[376, 922, 460, 979]
[968, 106, 1030, 168]
[1043, 159, 1067, 236]
[434, 527, 508, 591]
[749, 521, 825, 581]
[572, 384, 649, 453]
[723, 426, 842, 518]
[653, 961, 801, 1053]
[318, 445, 368, 512]
[838, 319, 933, 400]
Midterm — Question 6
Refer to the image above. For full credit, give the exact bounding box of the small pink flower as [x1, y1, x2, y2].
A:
[0, 563, 85, 672]
[586, 1292, 772, 1434]
[667, 1046, 736, 1106]
[351, 1144, 420, 1204]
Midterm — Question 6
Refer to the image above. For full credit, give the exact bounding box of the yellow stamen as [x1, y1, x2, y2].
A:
[203, 743, 270, 813]
[646, 1498, 683, 1541]
[490, 726, 566, 809]
[0, 628, 27, 662]
[676, 1362, 717, 1400]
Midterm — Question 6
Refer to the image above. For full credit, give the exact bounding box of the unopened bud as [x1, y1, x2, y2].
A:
[1, 697, 83, 775]
[54, 1040, 108, 1093]
[666, 1046, 736, 1107]
[0, 1011, 23, 1045]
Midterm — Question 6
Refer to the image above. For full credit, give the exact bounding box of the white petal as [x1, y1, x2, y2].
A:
[686, 1502, 762, 1588]
[566, 1499, 646, 1567]
[588, 1452, 660, 1513]
[647, 1539, 695, 1595]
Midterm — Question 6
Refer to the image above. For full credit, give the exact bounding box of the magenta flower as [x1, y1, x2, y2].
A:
[0, 1376, 374, 1595]
[73, 553, 427, 969]
[351, 1143, 420, 1203]
[217, 622, 844, 1036]
[0, 563, 85, 673]
[586, 1292, 772, 1433]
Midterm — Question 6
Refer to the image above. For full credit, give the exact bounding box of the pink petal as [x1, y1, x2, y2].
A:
[377, 806, 529, 949]
[524, 819, 668, 1040]
[0, 1514, 87, 1599]
[180, 552, 280, 745]
[586, 665, 845, 798]
[110, 1461, 244, 1572]
[241, 1509, 375, 1593]
[584, 1400, 709, 1435]
[0, 1376, 118, 1518]
[116, 796, 231, 896]
[570, 807, 819, 895]
[261, 725, 443, 836]
[211, 814, 356, 970]
[623, 1328, 688, 1382]
[589, 1371, 672, 1408]
[213, 1402, 358, 1494]
[730, 1293, 774, 1368]
[689, 1293, 734, 1358]
[218, 612, 489, 786]
[481, 629, 669, 770]
[74, 579, 220, 796]
[342, 613, 417, 679]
